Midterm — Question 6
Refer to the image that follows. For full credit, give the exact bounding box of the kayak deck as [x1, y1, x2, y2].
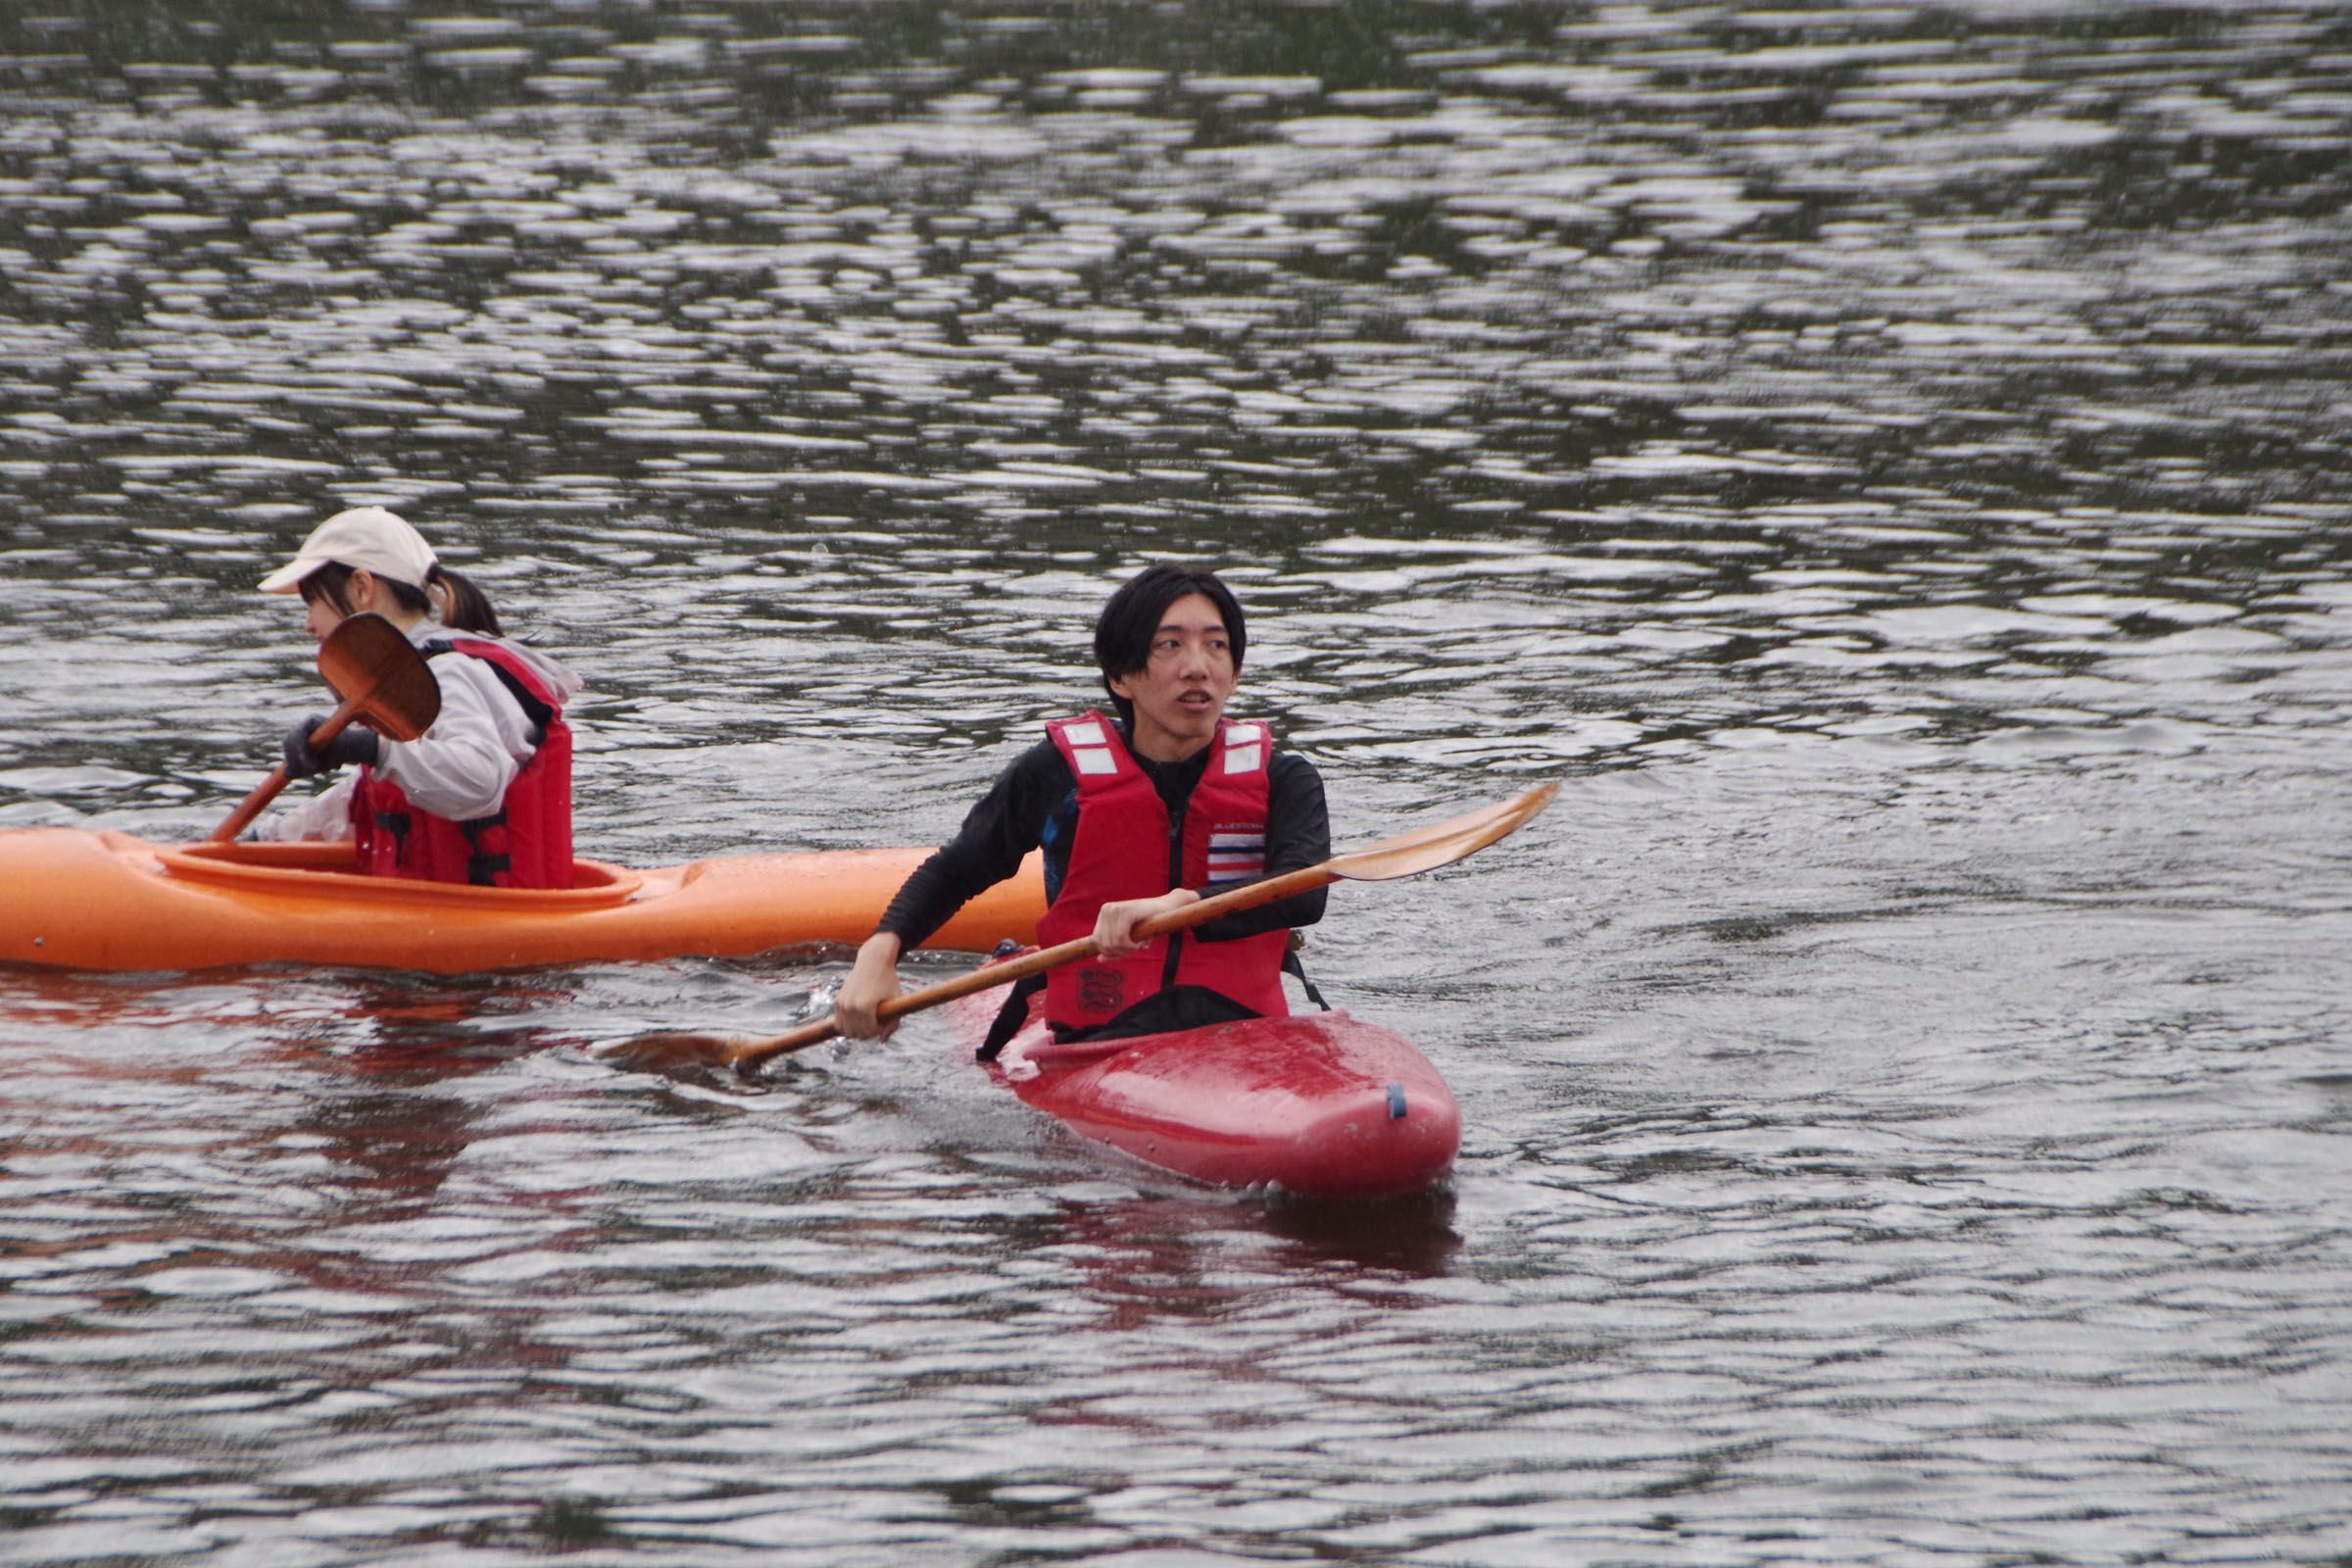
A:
[1, 827, 1043, 974]
[976, 999, 1461, 1200]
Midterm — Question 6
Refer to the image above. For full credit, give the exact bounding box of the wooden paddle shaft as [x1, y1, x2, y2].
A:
[602, 784, 1553, 1079]
[206, 701, 368, 845]
[730, 859, 1344, 1071]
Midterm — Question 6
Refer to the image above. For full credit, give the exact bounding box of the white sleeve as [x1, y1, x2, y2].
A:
[369, 655, 533, 822]
[251, 774, 357, 843]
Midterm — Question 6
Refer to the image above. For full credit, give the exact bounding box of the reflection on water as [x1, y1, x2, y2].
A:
[3, 2, 2350, 1563]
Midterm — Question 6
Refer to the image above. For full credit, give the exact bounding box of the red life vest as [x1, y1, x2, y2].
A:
[348, 638, 574, 890]
[1035, 711, 1291, 1033]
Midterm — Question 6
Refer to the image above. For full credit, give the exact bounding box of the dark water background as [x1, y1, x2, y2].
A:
[4, 2, 2350, 1563]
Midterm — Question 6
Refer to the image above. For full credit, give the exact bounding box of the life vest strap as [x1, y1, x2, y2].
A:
[420, 638, 555, 745]
[1283, 946, 1329, 1011]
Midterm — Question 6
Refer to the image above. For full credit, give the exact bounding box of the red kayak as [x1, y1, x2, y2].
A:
[966, 996, 1460, 1200]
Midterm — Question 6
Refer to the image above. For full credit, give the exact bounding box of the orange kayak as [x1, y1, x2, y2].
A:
[0, 827, 1044, 975]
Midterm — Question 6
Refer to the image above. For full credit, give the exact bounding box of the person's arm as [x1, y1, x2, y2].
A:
[833, 741, 1071, 1039]
[832, 931, 906, 1040]
[369, 657, 528, 821]
[1191, 751, 1329, 941]
[251, 774, 357, 843]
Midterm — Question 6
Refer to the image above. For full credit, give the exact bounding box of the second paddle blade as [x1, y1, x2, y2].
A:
[318, 612, 441, 742]
[1327, 782, 1558, 882]
[589, 1030, 752, 1074]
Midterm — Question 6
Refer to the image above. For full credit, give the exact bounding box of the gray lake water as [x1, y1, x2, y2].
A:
[4, 2, 2350, 1563]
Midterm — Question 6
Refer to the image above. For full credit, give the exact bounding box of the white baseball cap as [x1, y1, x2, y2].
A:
[258, 507, 438, 594]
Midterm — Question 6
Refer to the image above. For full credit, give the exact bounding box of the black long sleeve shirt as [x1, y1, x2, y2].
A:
[876, 732, 1331, 950]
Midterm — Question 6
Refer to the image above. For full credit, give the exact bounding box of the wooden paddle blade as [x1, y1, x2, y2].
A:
[1326, 782, 1558, 881]
[204, 612, 443, 844]
[595, 1012, 843, 1076]
[318, 612, 440, 741]
[588, 1029, 757, 1073]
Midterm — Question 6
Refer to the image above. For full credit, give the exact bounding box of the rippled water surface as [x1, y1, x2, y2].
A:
[4, 2, 2351, 1563]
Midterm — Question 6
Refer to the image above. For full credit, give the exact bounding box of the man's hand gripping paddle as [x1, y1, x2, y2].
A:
[597, 782, 1559, 1078]
[207, 612, 442, 845]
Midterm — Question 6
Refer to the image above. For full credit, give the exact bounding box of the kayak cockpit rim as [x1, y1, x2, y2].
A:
[151, 837, 647, 909]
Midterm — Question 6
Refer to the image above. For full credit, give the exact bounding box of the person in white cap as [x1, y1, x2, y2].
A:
[253, 507, 585, 890]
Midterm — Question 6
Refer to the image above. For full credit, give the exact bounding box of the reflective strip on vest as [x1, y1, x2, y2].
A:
[1221, 721, 1266, 775]
[1060, 718, 1121, 775]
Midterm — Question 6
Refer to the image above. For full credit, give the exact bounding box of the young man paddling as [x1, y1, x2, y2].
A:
[833, 564, 1330, 1050]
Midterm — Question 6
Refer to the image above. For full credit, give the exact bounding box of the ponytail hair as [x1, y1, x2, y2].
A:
[297, 560, 506, 638]
[426, 564, 503, 637]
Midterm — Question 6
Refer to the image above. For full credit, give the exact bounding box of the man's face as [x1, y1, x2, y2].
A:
[1107, 592, 1238, 762]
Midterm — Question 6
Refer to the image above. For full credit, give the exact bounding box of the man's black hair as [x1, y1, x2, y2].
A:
[1093, 564, 1248, 729]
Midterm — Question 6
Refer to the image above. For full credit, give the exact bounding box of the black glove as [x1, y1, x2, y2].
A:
[282, 714, 383, 780]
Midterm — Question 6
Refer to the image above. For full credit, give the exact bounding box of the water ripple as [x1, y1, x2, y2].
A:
[5, 2, 2351, 1563]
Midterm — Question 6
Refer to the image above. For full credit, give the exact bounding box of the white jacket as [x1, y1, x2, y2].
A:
[256, 623, 582, 843]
